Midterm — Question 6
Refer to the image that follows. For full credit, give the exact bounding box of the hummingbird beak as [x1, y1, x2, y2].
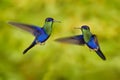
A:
[53, 20, 61, 23]
[74, 27, 81, 29]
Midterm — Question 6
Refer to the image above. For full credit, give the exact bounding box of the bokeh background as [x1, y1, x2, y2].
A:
[0, 0, 120, 80]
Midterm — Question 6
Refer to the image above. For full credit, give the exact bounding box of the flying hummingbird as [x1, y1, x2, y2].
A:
[55, 25, 106, 60]
[8, 17, 60, 54]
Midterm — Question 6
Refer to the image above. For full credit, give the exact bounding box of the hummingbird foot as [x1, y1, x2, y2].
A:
[40, 42, 45, 45]
[37, 42, 45, 45]
[36, 40, 45, 45]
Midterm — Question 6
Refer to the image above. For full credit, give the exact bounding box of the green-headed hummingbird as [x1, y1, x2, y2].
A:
[55, 25, 106, 60]
[8, 17, 60, 54]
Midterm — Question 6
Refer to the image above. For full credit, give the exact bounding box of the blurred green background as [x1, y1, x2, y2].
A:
[0, 0, 120, 80]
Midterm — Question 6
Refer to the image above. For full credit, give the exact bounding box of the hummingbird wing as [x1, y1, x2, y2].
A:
[55, 35, 85, 45]
[86, 35, 100, 49]
[92, 35, 100, 47]
[8, 22, 42, 36]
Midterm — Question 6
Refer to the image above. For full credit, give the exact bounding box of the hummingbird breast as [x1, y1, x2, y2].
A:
[86, 36, 98, 49]
[36, 29, 50, 43]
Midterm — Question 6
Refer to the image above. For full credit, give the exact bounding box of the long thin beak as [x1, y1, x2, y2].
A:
[53, 20, 61, 23]
[74, 27, 81, 29]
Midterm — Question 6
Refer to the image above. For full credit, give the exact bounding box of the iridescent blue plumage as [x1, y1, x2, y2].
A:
[87, 35, 98, 49]
[55, 25, 106, 60]
[8, 17, 60, 54]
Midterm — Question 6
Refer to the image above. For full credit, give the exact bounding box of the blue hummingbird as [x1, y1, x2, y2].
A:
[8, 17, 60, 54]
[55, 25, 106, 60]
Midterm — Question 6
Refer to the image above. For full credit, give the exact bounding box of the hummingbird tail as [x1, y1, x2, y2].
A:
[23, 41, 36, 54]
[95, 49, 106, 60]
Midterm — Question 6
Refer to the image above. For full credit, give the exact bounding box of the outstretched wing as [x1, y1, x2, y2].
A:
[55, 35, 85, 45]
[92, 35, 100, 48]
[8, 22, 42, 36]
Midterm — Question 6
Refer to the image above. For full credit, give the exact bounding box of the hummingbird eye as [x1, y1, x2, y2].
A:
[45, 18, 54, 22]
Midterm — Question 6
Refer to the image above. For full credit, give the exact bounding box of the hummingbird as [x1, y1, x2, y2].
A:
[8, 17, 60, 54]
[55, 25, 106, 60]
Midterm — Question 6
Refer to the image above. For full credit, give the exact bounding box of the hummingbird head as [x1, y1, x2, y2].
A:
[74, 25, 90, 31]
[80, 25, 91, 35]
[43, 17, 61, 35]
[45, 17, 61, 23]
[81, 25, 90, 31]
[45, 17, 54, 22]
[74, 25, 91, 35]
